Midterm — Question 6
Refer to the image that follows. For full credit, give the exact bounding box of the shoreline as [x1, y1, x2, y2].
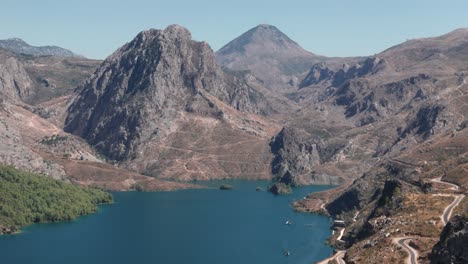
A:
[0, 200, 113, 237]
[3, 179, 336, 263]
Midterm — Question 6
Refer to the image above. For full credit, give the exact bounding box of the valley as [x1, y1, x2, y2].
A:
[0, 22, 467, 264]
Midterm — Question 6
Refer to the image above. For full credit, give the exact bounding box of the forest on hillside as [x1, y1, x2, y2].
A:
[0, 166, 112, 234]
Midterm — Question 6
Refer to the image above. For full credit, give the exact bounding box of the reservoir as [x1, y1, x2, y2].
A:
[0, 181, 334, 264]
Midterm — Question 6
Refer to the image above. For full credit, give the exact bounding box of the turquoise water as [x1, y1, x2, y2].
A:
[0, 181, 334, 264]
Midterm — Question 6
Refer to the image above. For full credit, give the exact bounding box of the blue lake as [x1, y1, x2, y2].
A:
[0, 181, 334, 264]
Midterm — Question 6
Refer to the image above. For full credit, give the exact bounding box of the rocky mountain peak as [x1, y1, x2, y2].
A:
[216, 24, 319, 92]
[65, 25, 266, 161]
[133, 25, 193, 45]
[217, 24, 312, 56]
[164, 24, 192, 38]
[244, 24, 297, 45]
[0, 51, 33, 103]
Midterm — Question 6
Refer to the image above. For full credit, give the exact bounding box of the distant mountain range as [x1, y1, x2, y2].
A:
[0, 38, 81, 57]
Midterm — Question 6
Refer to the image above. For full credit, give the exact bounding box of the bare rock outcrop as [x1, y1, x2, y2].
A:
[270, 127, 342, 186]
[299, 57, 387, 88]
[65, 25, 270, 166]
[0, 51, 33, 103]
[431, 215, 468, 264]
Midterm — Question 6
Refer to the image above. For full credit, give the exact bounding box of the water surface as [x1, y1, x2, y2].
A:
[0, 180, 334, 264]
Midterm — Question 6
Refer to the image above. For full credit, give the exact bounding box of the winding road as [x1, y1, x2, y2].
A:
[316, 250, 346, 264]
[431, 177, 464, 226]
[335, 251, 346, 264]
[318, 175, 464, 264]
[337, 228, 345, 242]
[392, 177, 464, 264]
[395, 237, 418, 264]
[430, 177, 459, 191]
[316, 210, 358, 263]
[352, 211, 360, 222]
[441, 194, 465, 225]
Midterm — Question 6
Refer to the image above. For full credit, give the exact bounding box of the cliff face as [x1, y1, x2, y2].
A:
[65, 25, 268, 162]
[270, 127, 321, 182]
[0, 50, 33, 103]
[270, 127, 342, 185]
[65, 25, 276, 180]
[299, 57, 387, 89]
[431, 215, 468, 264]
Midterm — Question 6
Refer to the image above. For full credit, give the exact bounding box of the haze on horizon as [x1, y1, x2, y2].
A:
[1, 0, 467, 59]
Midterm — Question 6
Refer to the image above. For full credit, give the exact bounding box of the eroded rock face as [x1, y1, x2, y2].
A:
[269, 127, 342, 185]
[431, 215, 468, 264]
[326, 163, 416, 217]
[402, 104, 444, 140]
[65, 25, 267, 162]
[270, 127, 321, 184]
[300, 57, 387, 88]
[0, 53, 33, 103]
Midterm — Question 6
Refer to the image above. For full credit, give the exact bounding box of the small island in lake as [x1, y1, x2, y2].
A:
[268, 183, 292, 195]
[219, 184, 233, 190]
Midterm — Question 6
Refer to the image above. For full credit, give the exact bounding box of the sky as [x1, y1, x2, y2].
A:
[1, 0, 468, 59]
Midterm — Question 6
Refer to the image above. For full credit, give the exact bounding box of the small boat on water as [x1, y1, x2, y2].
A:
[284, 220, 292, 225]
[283, 250, 291, 256]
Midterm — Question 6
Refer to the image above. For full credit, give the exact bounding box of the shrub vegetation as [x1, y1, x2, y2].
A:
[0, 166, 112, 234]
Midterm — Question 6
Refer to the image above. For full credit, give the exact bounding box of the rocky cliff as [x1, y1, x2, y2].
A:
[0, 49, 33, 103]
[299, 57, 387, 89]
[270, 127, 342, 186]
[431, 215, 468, 264]
[65, 25, 276, 180]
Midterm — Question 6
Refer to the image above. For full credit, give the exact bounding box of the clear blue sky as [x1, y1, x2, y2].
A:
[2, 0, 467, 59]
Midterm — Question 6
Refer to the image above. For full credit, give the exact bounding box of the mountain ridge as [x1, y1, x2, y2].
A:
[0, 38, 82, 58]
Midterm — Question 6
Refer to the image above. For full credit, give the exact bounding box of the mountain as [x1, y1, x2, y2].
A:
[0, 45, 101, 136]
[217, 24, 314, 60]
[65, 25, 278, 180]
[0, 42, 193, 192]
[0, 38, 81, 58]
[1, 23, 467, 263]
[380, 28, 468, 73]
[287, 28, 468, 263]
[0, 49, 34, 103]
[0, 46, 100, 106]
[216, 24, 323, 92]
